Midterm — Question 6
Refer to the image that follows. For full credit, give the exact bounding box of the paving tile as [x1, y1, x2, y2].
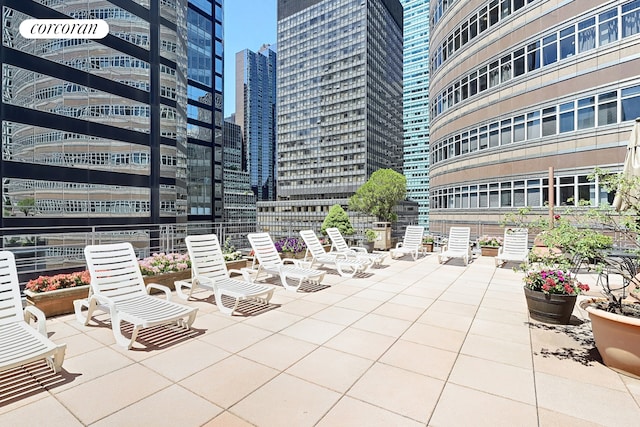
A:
[334, 295, 384, 312]
[310, 305, 366, 326]
[199, 322, 273, 353]
[286, 346, 373, 392]
[317, 395, 424, 427]
[141, 339, 229, 381]
[91, 384, 222, 427]
[279, 317, 346, 345]
[428, 299, 478, 316]
[242, 309, 304, 332]
[380, 339, 457, 380]
[474, 305, 530, 326]
[300, 289, 346, 305]
[537, 408, 604, 427]
[460, 333, 533, 369]
[467, 317, 530, 345]
[535, 372, 640, 426]
[448, 354, 536, 405]
[181, 355, 278, 408]
[231, 373, 341, 427]
[202, 411, 255, 427]
[0, 395, 82, 427]
[55, 364, 172, 425]
[351, 313, 412, 337]
[54, 346, 133, 391]
[325, 327, 396, 360]
[429, 383, 537, 427]
[417, 309, 474, 332]
[238, 333, 317, 370]
[277, 298, 329, 316]
[401, 322, 467, 352]
[347, 362, 444, 423]
[372, 301, 426, 321]
[353, 288, 396, 302]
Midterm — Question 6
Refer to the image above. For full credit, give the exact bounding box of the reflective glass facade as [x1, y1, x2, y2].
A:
[235, 45, 277, 201]
[0, 0, 223, 230]
[186, 0, 223, 219]
[400, 0, 430, 228]
[223, 119, 256, 222]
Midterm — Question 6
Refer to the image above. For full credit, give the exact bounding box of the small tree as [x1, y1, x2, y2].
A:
[321, 204, 354, 236]
[349, 169, 406, 222]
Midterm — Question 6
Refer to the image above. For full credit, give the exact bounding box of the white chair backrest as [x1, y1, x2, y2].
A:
[247, 233, 283, 267]
[0, 251, 23, 326]
[299, 230, 325, 258]
[185, 234, 229, 281]
[403, 226, 425, 248]
[84, 242, 148, 302]
[503, 228, 528, 253]
[325, 228, 349, 251]
[447, 227, 471, 251]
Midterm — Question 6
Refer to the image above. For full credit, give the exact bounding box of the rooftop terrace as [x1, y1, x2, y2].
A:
[1, 253, 639, 426]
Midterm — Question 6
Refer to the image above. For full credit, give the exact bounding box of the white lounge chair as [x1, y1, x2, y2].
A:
[179, 234, 274, 315]
[75, 242, 198, 349]
[495, 228, 529, 267]
[438, 227, 472, 265]
[247, 233, 326, 291]
[299, 230, 369, 278]
[0, 251, 66, 374]
[325, 227, 387, 266]
[390, 225, 425, 260]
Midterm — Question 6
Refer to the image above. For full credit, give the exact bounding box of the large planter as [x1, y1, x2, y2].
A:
[423, 243, 434, 253]
[481, 246, 499, 257]
[24, 285, 90, 318]
[143, 269, 191, 291]
[280, 251, 306, 260]
[523, 286, 577, 325]
[580, 299, 640, 378]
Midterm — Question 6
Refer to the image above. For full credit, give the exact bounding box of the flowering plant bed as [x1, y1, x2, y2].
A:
[24, 271, 92, 317]
[478, 235, 502, 247]
[138, 252, 190, 276]
[523, 268, 589, 295]
[25, 270, 91, 293]
[274, 237, 307, 257]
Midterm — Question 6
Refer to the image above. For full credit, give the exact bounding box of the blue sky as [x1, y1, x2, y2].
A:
[223, 0, 277, 117]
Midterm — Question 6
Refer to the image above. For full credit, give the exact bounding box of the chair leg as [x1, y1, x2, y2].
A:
[214, 288, 240, 315]
[50, 344, 66, 373]
[74, 297, 96, 325]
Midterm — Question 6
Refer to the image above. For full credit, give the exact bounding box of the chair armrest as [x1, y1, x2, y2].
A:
[240, 267, 259, 282]
[350, 247, 368, 253]
[24, 305, 47, 336]
[145, 283, 172, 300]
[282, 258, 297, 265]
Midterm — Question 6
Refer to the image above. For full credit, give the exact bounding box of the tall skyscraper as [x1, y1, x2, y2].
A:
[187, 0, 224, 219]
[260, 0, 404, 234]
[223, 118, 256, 222]
[400, 0, 430, 229]
[235, 44, 277, 201]
[428, 0, 640, 231]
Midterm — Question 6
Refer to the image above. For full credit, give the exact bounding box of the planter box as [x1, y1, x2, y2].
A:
[480, 246, 499, 257]
[423, 243, 434, 252]
[280, 252, 306, 260]
[143, 269, 191, 292]
[25, 285, 90, 318]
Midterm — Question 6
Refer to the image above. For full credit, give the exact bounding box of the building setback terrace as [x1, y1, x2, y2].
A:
[1, 254, 639, 426]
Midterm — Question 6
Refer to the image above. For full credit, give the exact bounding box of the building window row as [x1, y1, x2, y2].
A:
[432, 0, 640, 120]
[431, 0, 538, 72]
[431, 82, 640, 165]
[431, 174, 613, 210]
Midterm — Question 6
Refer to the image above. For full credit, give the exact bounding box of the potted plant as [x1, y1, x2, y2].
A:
[523, 267, 590, 324]
[348, 168, 406, 249]
[577, 169, 640, 377]
[422, 235, 435, 252]
[24, 270, 91, 317]
[363, 229, 377, 252]
[478, 235, 502, 257]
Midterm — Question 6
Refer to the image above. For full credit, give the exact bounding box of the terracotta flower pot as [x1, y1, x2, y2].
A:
[523, 286, 577, 325]
[580, 298, 640, 378]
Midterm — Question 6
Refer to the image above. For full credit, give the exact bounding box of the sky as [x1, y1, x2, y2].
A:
[223, 0, 277, 117]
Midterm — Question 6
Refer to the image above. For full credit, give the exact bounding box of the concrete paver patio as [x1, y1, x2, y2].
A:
[1, 252, 640, 426]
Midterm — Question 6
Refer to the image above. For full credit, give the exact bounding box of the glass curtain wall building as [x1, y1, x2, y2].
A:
[235, 44, 277, 201]
[429, 0, 640, 232]
[223, 119, 256, 222]
[0, 0, 222, 272]
[400, 0, 430, 228]
[260, 0, 404, 235]
[187, 0, 224, 219]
